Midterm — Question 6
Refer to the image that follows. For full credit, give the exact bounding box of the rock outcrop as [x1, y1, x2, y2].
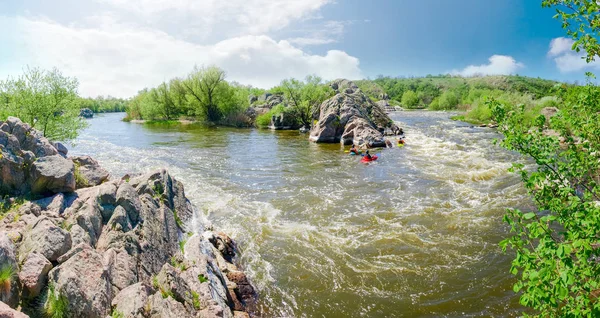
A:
[79, 108, 94, 118]
[310, 79, 402, 147]
[0, 118, 256, 318]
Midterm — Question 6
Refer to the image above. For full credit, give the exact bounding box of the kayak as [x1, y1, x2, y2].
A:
[349, 151, 362, 156]
[360, 155, 378, 163]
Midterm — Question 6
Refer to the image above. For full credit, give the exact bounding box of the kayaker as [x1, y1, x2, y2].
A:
[364, 150, 372, 160]
[397, 138, 405, 145]
[349, 145, 359, 154]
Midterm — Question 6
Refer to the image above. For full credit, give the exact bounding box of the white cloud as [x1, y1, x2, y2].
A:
[451, 55, 524, 77]
[286, 20, 347, 46]
[548, 37, 574, 57]
[547, 37, 600, 72]
[96, 0, 332, 35]
[0, 16, 361, 98]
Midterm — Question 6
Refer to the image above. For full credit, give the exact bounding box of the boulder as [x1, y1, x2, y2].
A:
[30, 155, 76, 194]
[248, 95, 258, 105]
[47, 248, 112, 318]
[257, 93, 272, 102]
[310, 79, 400, 147]
[18, 252, 52, 297]
[146, 293, 188, 318]
[80, 108, 94, 118]
[111, 282, 154, 317]
[53, 142, 68, 158]
[0, 301, 28, 318]
[0, 233, 19, 308]
[71, 156, 109, 188]
[541, 107, 559, 125]
[265, 94, 284, 108]
[19, 217, 71, 262]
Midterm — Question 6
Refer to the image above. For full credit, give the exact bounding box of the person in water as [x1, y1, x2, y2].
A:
[397, 137, 405, 145]
[364, 150, 372, 160]
[349, 144, 359, 154]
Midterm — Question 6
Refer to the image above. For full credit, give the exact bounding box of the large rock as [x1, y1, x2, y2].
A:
[71, 155, 109, 188]
[111, 282, 154, 317]
[310, 79, 400, 147]
[0, 234, 19, 308]
[0, 117, 63, 196]
[146, 293, 188, 318]
[0, 301, 28, 318]
[30, 155, 76, 194]
[19, 217, 72, 262]
[47, 247, 112, 318]
[18, 252, 52, 297]
[80, 108, 94, 118]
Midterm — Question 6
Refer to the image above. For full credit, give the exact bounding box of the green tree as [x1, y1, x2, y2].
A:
[182, 66, 229, 122]
[0, 67, 86, 141]
[437, 90, 459, 110]
[275, 75, 333, 127]
[495, 1, 600, 316]
[401, 90, 420, 108]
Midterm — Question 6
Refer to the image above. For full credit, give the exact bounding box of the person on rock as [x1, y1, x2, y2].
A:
[349, 144, 360, 155]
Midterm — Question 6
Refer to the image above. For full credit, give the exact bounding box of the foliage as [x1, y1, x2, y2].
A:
[430, 90, 459, 110]
[78, 96, 128, 113]
[542, 0, 600, 63]
[198, 274, 208, 283]
[255, 104, 286, 127]
[191, 291, 201, 310]
[45, 283, 69, 318]
[401, 90, 420, 108]
[271, 75, 334, 126]
[0, 264, 15, 294]
[111, 309, 125, 318]
[0, 67, 87, 141]
[73, 163, 89, 188]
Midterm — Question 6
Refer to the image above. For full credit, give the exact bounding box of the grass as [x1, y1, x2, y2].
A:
[173, 209, 183, 229]
[111, 309, 125, 318]
[179, 238, 187, 254]
[191, 291, 201, 310]
[0, 264, 15, 294]
[198, 274, 208, 284]
[45, 283, 69, 318]
[74, 162, 89, 188]
[170, 256, 187, 271]
[152, 275, 174, 299]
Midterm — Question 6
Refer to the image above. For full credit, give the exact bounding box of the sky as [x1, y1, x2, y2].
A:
[0, 0, 596, 98]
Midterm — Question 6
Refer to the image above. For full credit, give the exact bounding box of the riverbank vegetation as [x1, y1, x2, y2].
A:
[0, 67, 87, 141]
[494, 0, 600, 316]
[78, 96, 128, 113]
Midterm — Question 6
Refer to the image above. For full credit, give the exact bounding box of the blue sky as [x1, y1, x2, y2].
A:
[0, 0, 593, 97]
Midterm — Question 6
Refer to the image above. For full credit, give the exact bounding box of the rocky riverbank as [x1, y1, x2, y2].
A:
[0, 117, 256, 318]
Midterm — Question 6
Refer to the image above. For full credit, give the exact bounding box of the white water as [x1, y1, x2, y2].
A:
[70, 111, 532, 317]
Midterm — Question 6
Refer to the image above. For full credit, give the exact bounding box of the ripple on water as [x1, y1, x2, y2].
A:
[70, 112, 530, 317]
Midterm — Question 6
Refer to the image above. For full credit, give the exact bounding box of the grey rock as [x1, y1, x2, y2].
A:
[53, 142, 68, 157]
[48, 247, 111, 318]
[19, 217, 72, 262]
[71, 155, 109, 188]
[0, 301, 28, 318]
[146, 293, 188, 318]
[30, 155, 76, 194]
[18, 252, 52, 297]
[0, 233, 19, 307]
[80, 108, 94, 118]
[111, 282, 154, 318]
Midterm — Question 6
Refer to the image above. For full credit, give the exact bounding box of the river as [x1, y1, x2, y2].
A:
[69, 111, 532, 317]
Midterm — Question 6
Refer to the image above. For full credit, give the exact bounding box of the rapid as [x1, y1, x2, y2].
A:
[70, 111, 533, 317]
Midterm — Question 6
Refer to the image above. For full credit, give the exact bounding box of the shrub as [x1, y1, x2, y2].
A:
[0, 264, 15, 294]
[45, 283, 69, 318]
[401, 90, 420, 108]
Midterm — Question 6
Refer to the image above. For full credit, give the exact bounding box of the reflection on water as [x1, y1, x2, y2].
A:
[70, 112, 531, 317]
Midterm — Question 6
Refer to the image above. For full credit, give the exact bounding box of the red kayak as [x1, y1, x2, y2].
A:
[360, 155, 378, 163]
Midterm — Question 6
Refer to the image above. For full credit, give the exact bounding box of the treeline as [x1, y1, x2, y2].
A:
[125, 66, 334, 128]
[0, 67, 87, 141]
[78, 96, 128, 113]
[354, 75, 562, 125]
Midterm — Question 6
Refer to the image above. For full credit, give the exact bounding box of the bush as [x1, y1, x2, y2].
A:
[401, 90, 420, 108]
[45, 283, 69, 318]
[437, 91, 459, 110]
[0, 264, 15, 294]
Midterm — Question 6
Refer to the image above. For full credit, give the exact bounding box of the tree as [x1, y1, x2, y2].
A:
[401, 90, 420, 108]
[182, 66, 228, 122]
[437, 90, 459, 110]
[494, 1, 600, 316]
[0, 67, 86, 141]
[275, 76, 333, 127]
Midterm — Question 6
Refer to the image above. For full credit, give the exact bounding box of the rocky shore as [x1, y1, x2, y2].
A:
[0, 117, 256, 318]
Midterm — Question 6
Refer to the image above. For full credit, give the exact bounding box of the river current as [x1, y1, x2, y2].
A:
[70, 111, 532, 317]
